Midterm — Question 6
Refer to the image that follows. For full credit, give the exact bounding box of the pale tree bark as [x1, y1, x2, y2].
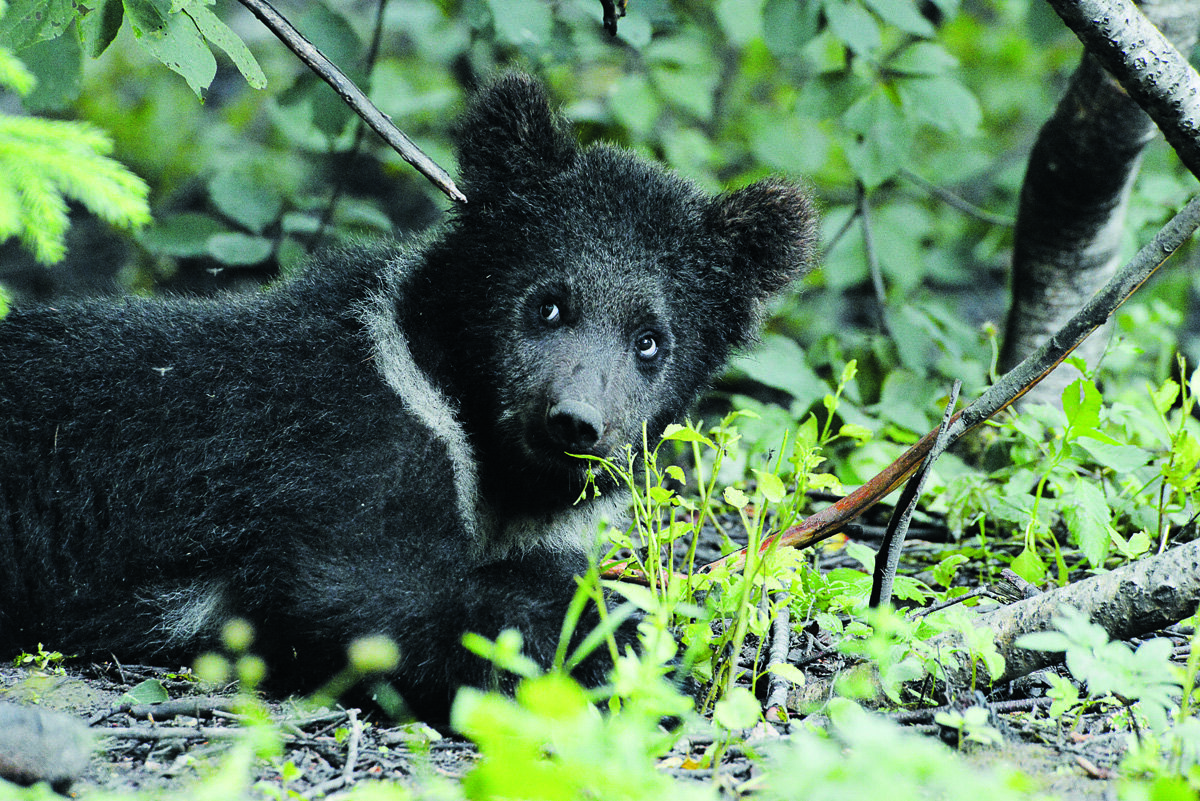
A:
[1000, 0, 1200, 406]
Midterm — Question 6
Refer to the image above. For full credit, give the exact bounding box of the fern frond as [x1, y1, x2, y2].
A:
[3, 156, 69, 263]
[0, 115, 150, 264]
[0, 46, 34, 95]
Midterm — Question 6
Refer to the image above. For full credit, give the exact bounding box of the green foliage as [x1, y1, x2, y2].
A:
[947, 349, 1200, 586]
[763, 701, 1033, 800]
[0, 0, 265, 98]
[11, 642, 68, 673]
[0, 114, 151, 263]
[1019, 607, 1200, 792]
[453, 673, 712, 801]
[0, 8, 151, 265]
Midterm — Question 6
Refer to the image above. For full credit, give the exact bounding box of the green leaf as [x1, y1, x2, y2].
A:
[890, 41, 958, 75]
[0, 0, 76, 51]
[837, 423, 872, 443]
[1075, 438, 1152, 473]
[136, 5, 216, 98]
[930, 554, 967, 589]
[186, 3, 266, 89]
[714, 686, 760, 729]
[462, 630, 541, 679]
[18, 30, 81, 111]
[824, 0, 881, 56]
[752, 469, 786, 504]
[1164, 430, 1200, 493]
[1151, 378, 1180, 415]
[486, 0, 552, 47]
[1009, 546, 1046, 586]
[767, 662, 807, 686]
[762, 0, 821, 58]
[138, 212, 228, 257]
[647, 485, 675, 504]
[78, 0, 124, 58]
[841, 88, 911, 187]
[1061, 378, 1102, 439]
[608, 73, 658, 138]
[1062, 479, 1112, 568]
[208, 165, 282, 233]
[747, 109, 829, 175]
[716, 0, 764, 46]
[206, 232, 272, 265]
[661, 423, 714, 447]
[724, 486, 749, 508]
[895, 74, 982, 135]
[862, 0, 934, 36]
[728, 334, 825, 414]
[120, 678, 170, 706]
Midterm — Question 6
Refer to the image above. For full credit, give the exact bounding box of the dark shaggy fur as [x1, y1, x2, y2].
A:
[0, 74, 816, 720]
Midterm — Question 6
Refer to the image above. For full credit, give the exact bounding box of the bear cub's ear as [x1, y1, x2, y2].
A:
[705, 178, 819, 301]
[453, 73, 579, 198]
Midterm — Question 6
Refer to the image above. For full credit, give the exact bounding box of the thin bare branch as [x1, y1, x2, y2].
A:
[237, 0, 466, 204]
[870, 380, 960, 607]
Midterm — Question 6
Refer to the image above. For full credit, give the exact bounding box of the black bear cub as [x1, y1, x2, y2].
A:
[0, 74, 816, 720]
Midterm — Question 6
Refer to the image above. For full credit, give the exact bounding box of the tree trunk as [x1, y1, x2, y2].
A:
[999, 0, 1200, 406]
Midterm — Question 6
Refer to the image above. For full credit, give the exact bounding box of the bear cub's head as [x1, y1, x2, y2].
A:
[418, 74, 818, 504]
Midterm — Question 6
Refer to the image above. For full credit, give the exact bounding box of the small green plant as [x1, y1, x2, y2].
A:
[1018, 605, 1200, 791]
[948, 352, 1200, 588]
[12, 642, 68, 673]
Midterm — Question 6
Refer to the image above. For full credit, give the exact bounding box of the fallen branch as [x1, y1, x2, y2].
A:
[787, 538, 1200, 710]
[97, 725, 256, 741]
[936, 538, 1200, 687]
[236, 0, 466, 204]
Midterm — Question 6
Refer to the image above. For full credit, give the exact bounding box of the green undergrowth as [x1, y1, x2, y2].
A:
[8, 304, 1200, 801]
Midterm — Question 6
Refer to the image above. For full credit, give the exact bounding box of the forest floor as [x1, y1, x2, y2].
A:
[0, 615, 1132, 798]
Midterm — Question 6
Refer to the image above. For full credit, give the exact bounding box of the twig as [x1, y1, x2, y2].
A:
[698, 194, 1200, 577]
[98, 725, 253, 741]
[910, 585, 992, 619]
[856, 182, 888, 329]
[89, 697, 235, 725]
[308, 708, 363, 795]
[899, 168, 1014, 227]
[342, 708, 362, 784]
[236, 0, 466, 203]
[870, 380, 961, 607]
[764, 593, 792, 722]
[821, 207, 860, 261]
[888, 695, 1053, 724]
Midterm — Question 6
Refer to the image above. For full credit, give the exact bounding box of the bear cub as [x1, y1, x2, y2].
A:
[0, 74, 816, 720]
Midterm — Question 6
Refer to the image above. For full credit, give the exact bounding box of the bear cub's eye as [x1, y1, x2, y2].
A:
[635, 332, 660, 360]
[539, 302, 562, 326]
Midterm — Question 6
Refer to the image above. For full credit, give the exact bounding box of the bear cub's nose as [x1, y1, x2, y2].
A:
[546, 400, 604, 452]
